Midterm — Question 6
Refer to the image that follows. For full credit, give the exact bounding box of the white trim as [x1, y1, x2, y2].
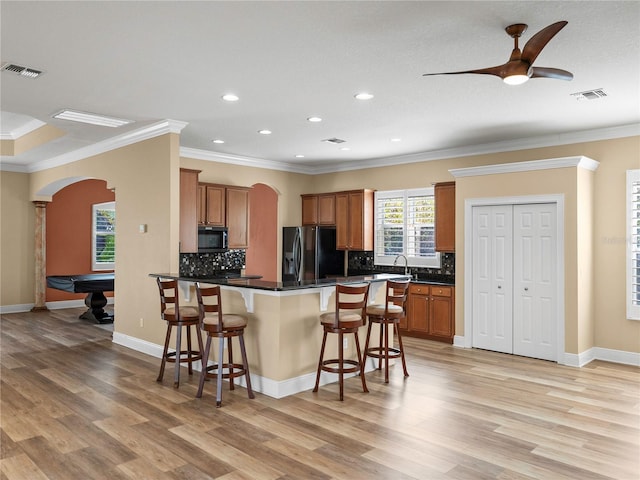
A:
[450, 156, 599, 178]
[0, 297, 114, 314]
[464, 194, 565, 364]
[450, 340, 640, 368]
[182, 124, 634, 175]
[23, 119, 188, 173]
[3, 121, 635, 175]
[111, 331, 380, 398]
[180, 147, 315, 175]
[0, 118, 46, 140]
[0, 303, 35, 313]
[627, 169, 640, 320]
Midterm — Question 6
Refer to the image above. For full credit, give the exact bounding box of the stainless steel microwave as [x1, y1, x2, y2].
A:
[198, 226, 228, 253]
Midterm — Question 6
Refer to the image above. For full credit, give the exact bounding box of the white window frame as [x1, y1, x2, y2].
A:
[374, 188, 441, 268]
[92, 201, 115, 271]
[627, 169, 640, 320]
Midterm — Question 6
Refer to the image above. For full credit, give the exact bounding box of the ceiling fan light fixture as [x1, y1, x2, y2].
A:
[503, 74, 530, 85]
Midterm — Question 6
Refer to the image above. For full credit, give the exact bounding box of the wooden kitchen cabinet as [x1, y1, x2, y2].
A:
[335, 189, 374, 250]
[197, 182, 250, 248]
[403, 283, 454, 343]
[179, 168, 200, 253]
[198, 183, 225, 226]
[302, 194, 336, 225]
[226, 186, 250, 249]
[435, 181, 455, 252]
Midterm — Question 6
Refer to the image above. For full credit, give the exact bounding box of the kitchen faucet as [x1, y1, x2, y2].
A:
[393, 254, 409, 276]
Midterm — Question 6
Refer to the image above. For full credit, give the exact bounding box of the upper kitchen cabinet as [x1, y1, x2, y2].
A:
[435, 181, 455, 252]
[336, 189, 374, 250]
[226, 186, 250, 249]
[301, 193, 336, 225]
[198, 183, 225, 226]
[180, 168, 200, 253]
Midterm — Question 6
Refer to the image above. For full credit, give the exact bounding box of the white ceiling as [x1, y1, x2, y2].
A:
[1, 1, 639, 174]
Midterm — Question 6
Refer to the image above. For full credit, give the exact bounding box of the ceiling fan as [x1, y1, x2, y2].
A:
[423, 21, 573, 85]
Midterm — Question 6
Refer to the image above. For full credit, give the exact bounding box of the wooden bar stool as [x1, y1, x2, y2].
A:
[156, 278, 204, 388]
[313, 283, 370, 401]
[363, 279, 410, 383]
[195, 283, 255, 408]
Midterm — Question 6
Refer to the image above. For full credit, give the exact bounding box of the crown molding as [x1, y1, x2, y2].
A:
[449, 156, 600, 178]
[180, 147, 316, 175]
[1, 121, 636, 174]
[181, 123, 638, 175]
[24, 119, 188, 173]
[0, 118, 46, 140]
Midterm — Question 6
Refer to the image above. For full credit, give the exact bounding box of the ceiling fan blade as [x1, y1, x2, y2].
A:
[530, 66, 573, 81]
[521, 21, 568, 65]
[423, 65, 505, 78]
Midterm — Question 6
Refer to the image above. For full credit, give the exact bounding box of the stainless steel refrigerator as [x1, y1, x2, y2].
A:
[282, 226, 344, 281]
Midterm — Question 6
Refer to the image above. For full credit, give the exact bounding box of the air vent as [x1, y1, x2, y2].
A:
[1, 63, 43, 78]
[570, 88, 608, 101]
[322, 138, 346, 144]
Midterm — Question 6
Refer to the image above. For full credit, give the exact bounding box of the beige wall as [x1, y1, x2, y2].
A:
[1, 133, 638, 356]
[0, 171, 35, 306]
[27, 134, 180, 347]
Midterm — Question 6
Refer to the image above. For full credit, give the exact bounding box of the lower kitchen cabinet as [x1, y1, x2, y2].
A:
[402, 283, 454, 343]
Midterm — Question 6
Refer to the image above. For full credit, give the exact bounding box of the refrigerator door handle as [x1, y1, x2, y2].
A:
[293, 228, 302, 282]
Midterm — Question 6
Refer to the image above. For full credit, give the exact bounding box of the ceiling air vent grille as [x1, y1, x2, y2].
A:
[570, 88, 607, 101]
[1, 63, 43, 78]
[322, 138, 346, 144]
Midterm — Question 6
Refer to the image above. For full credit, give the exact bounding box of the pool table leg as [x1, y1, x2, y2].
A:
[80, 291, 114, 324]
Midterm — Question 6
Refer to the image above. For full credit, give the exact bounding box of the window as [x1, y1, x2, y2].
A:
[374, 188, 441, 268]
[92, 201, 115, 271]
[628, 170, 640, 320]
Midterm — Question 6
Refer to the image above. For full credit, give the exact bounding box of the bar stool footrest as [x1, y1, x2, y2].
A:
[320, 358, 361, 375]
[366, 346, 402, 360]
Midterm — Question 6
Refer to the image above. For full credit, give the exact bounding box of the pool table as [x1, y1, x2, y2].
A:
[46, 273, 114, 324]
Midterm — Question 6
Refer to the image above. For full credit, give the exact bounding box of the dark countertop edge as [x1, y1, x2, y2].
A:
[149, 274, 454, 290]
[410, 279, 455, 286]
[149, 273, 412, 291]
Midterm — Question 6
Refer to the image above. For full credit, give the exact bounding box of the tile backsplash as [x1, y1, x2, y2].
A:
[348, 251, 455, 283]
[180, 250, 245, 277]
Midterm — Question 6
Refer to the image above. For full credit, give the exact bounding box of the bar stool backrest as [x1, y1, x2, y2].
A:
[331, 283, 370, 327]
[157, 278, 181, 321]
[385, 280, 410, 316]
[195, 283, 225, 333]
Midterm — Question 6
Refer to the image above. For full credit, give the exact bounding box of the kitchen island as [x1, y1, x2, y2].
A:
[149, 272, 408, 398]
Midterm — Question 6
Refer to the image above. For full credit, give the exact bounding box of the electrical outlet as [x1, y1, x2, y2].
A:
[139, 318, 144, 327]
[343, 338, 348, 349]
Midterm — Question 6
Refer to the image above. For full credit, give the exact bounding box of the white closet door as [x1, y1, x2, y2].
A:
[513, 203, 557, 361]
[472, 205, 513, 353]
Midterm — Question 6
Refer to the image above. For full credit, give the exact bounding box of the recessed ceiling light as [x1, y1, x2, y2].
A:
[295, 154, 305, 158]
[307, 116, 322, 122]
[52, 109, 133, 127]
[354, 92, 374, 100]
[212, 139, 225, 144]
[391, 138, 402, 142]
[222, 94, 239, 102]
[340, 147, 351, 151]
[258, 129, 272, 135]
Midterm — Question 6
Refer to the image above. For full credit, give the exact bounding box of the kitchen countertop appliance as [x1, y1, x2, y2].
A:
[282, 226, 343, 282]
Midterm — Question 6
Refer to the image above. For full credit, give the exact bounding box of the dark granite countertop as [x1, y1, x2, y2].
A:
[149, 273, 411, 291]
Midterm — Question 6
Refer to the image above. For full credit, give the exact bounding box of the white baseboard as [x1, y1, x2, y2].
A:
[454, 335, 639, 367]
[0, 298, 115, 314]
[112, 331, 383, 399]
[0, 303, 36, 314]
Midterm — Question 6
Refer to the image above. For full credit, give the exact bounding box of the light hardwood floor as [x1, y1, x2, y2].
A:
[1, 307, 638, 479]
